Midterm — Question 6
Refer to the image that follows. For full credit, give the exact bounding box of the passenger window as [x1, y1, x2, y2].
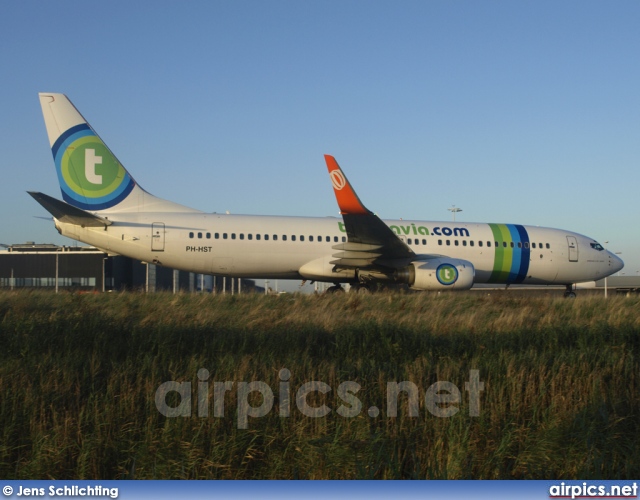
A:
[300, 236, 304, 242]
[478, 241, 482, 247]
[422, 239, 427, 245]
[215, 233, 219, 239]
[283, 235, 287, 241]
[487, 241, 491, 247]
[454, 240, 459, 246]
[539, 243, 543, 249]
[309, 236, 313, 242]
[273, 235, 277, 241]
[231, 233, 236, 240]
[292, 235, 296, 242]
[326, 236, 330, 242]
[206, 233, 211, 239]
[264, 234, 269, 240]
[524, 242, 529, 248]
[546, 243, 550, 249]
[517, 242, 521, 248]
[446, 240, 450, 246]
[408, 238, 412, 245]
[256, 234, 260, 240]
[318, 236, 322, 242]
[223, 233, 228, 240]
[198, 232, 202, 239]
[510, 242, 514, 248]
[248, 234, 252, 240]
[240, 234, 244, 240]
[334, 236, 339, 242]
[463, 240, 467, 246]
[532, 243, 536, 249]
[438, 239, 442, 245]
[189, 232, 194, 238]
[342, 237, 346, 242]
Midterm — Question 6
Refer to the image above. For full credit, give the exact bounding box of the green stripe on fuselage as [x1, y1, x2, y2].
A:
[489, 223, 512, 283]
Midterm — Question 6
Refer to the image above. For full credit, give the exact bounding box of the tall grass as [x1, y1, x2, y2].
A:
[0, 290, 638, 479]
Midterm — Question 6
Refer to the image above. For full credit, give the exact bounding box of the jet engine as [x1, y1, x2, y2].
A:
[402, 257, 475, 291]
[355, 257, 475, 290]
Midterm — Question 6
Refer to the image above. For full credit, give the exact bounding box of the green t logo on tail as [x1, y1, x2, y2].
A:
[53, 124, 135, 210]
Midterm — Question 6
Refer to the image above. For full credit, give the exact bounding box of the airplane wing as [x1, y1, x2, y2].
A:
[28, 191, 113, 228]
[324, 155, 418, 270]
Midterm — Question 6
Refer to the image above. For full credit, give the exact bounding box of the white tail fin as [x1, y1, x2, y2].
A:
[39, 93, 200, 213]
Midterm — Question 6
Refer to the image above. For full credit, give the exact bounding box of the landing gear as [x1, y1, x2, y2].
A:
[563, 284, 577, 298]
[350, 284, 371, 294]
[326, 284, 345, 294]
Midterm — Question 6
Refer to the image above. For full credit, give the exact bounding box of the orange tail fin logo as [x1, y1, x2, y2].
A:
[330, 170, 347, 190]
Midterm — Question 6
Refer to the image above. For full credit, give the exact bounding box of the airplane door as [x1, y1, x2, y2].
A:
[567, 236, 578, 262]
[152, 223, 165, 251]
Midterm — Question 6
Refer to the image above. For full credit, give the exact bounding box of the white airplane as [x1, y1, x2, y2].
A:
[31, 93, 623, 297]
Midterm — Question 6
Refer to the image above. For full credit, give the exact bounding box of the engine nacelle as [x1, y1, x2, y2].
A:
[405, 258, 475, 291]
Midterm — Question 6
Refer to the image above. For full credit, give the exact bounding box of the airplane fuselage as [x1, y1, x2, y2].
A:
[54, 213, 619, 286]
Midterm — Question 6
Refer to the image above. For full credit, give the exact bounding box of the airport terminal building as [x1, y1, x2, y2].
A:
[0, 243, 259, 293]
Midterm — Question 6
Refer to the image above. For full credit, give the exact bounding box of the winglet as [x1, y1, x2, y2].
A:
[324, 155, 370, 215]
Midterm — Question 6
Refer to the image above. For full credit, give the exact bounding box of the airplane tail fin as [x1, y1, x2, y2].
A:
[38, 93, 199, 213]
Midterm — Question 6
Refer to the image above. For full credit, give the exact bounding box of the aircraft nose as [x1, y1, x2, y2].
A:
[609, 252, 624, 274]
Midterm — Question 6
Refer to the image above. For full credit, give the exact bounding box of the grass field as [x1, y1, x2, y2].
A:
[0, 290, 638, 479]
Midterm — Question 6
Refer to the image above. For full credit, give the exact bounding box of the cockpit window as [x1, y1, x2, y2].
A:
[590, 242, 604, 251]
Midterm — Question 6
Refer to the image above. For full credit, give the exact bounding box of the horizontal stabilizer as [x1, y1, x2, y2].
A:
[28, 191, 113, 228]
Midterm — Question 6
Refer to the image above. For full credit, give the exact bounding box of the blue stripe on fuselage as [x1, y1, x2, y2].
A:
[507, 225, 522, 283]
[514, 225, 530, 283]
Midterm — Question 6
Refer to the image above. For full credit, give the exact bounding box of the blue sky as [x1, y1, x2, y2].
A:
[2, 1, 639, 280]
